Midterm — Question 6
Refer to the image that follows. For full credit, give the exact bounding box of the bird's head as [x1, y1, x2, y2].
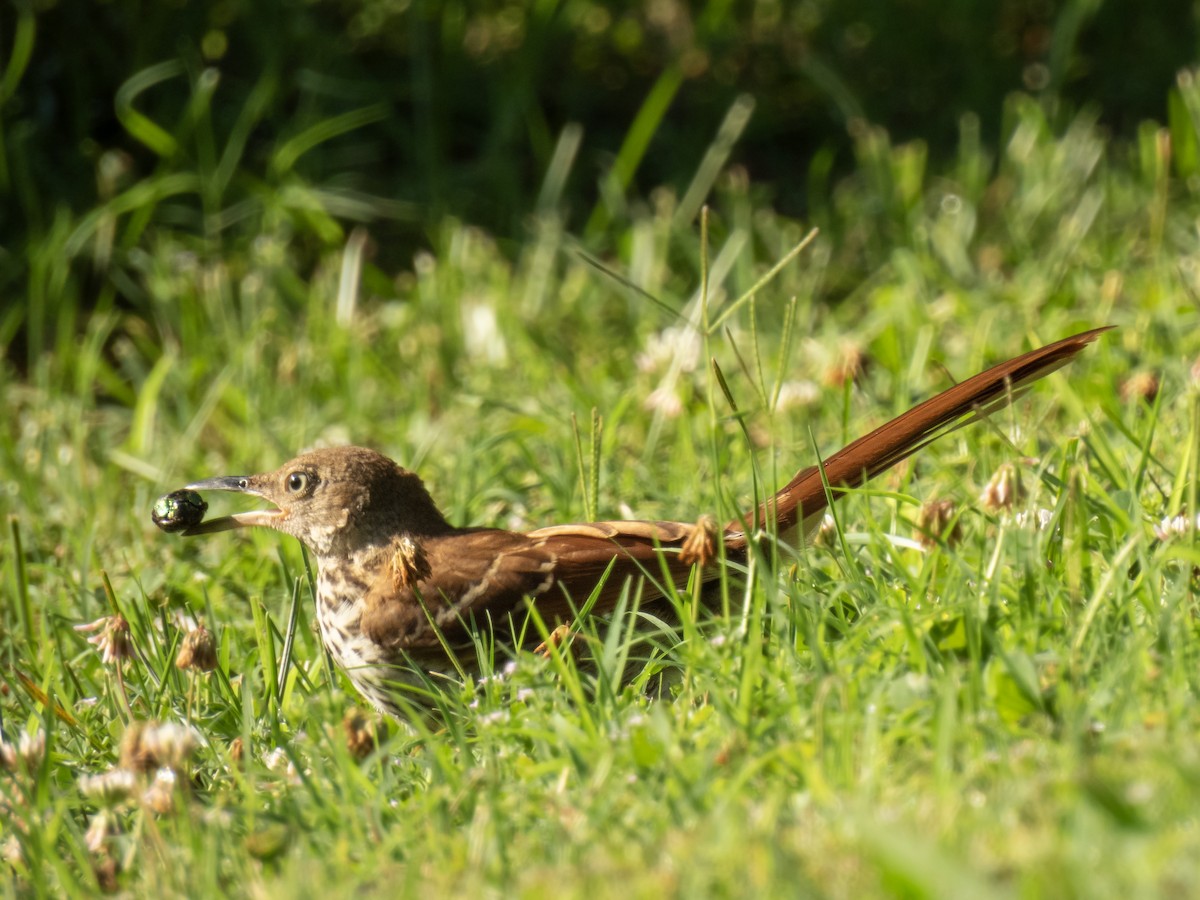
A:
[181, 446, 449, 557]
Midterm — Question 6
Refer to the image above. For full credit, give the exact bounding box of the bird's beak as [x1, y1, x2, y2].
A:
[181, 476, 286, 534]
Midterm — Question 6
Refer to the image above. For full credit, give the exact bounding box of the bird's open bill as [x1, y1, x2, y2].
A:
[181, 476, 286, 534]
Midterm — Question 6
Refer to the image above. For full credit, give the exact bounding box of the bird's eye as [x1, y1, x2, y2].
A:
[286, 471, 310, 494]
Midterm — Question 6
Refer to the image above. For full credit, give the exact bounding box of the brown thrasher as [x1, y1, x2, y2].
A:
[171, 328, 1107, 716]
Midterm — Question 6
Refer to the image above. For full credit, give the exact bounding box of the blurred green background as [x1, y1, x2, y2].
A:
[4, 0, 1196, 370]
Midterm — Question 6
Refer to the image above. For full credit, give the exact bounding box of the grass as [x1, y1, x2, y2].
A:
[3, 76, 1200, 896]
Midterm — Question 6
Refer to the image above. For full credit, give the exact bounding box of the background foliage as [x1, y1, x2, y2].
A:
[4, 0, 1198, 368]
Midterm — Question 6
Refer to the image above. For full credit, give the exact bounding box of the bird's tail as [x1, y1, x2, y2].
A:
[724, 327, 1111, 549]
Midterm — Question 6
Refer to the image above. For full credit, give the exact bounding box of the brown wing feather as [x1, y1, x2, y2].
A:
[360, 521, 707, 653]
[360, 529, 558, 652]
[527, 520, 702, 610]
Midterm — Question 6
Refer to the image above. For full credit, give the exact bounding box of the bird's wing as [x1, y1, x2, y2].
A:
[526, 519, 704, 610]
[359, 521, 707, 654]
[359, 529, 557, 653]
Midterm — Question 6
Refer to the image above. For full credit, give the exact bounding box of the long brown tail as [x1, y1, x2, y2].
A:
[725, 327, 1111, 548]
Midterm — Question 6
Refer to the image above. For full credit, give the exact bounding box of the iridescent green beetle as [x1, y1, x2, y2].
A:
[152, 489, 208, 533]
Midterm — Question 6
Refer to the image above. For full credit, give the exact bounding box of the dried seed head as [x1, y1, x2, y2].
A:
[679, 515, 719, 567]
[142, 768, 177, 815]
[533, 623, 576, 661]
[79, 769, 137, 807]
[93, 853, 120, 893]
[176, 624, 218, 673]
[1120, 371, 1159, 405]
[17, 730, 44, 769]
[342, 709, 379, 761]
[143, 722, 200, 771]
[75, 615, 133, 665]
[824, 341, 867, 387]
[120, 721, 199, 774]
[980, 463, 1025, 512]
[1, 728, 45, 774]
[918, 499, 963, 548]
[119, 722, 156, 774]
[389, 536, 432, 590]
[84, 809, 120, 854]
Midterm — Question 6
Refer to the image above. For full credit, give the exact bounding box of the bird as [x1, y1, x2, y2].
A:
[173, 327, 1108, 717]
